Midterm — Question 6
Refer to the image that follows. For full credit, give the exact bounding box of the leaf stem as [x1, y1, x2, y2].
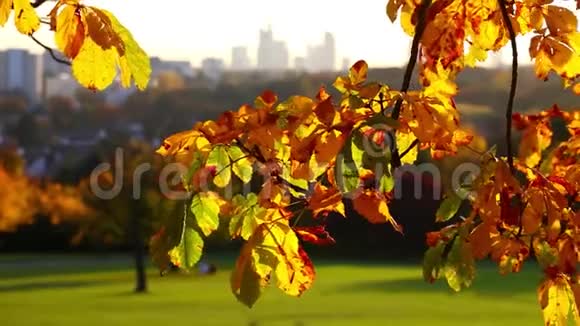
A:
[498, 0, 518, 173]
[30, 35, 71, 66]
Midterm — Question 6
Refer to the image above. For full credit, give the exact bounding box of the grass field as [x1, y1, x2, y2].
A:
[0, 254, 546, 326]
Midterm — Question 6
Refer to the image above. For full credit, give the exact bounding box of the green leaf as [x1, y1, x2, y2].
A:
[335, 154, 359, 194]
[191, 192, 221, 237]
[423, 243, 445, 283]
[379, 173, 395, 193]
[207, 145, 231, 188]
[229, 194, 260, 240]
[182, 152, 203, 191]
[169, 226, 203, 270]
[443, 238, 475, 292]
[351, 136, 365, 170]
[228, 146, 253, 183]
[436, 192, 463, 222]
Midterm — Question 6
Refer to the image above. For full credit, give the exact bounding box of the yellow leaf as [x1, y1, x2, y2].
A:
[538, 276, 578, 326]
[397, 131, 418, 164]
[72, 37, 117, 91]
[55, 4, 85, 58]
[0, 0, 11, 27]
[13, 0, 39, 35]
[102, 10, 151, 90]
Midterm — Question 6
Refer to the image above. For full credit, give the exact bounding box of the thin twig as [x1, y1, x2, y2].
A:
[399, 139, 419, 160]
[30, 35, 71, 66]
[498, 0, 518, 173]
[391, 0, 433, 121]
[31, 0, 51, 8]
[390, 0, 432, 168]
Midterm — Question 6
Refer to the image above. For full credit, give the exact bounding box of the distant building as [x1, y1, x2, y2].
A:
[231, 46, 251, 71]
[0, 49, 43, 103]
[42, 51, 69, 77]
[45, 73, 78, 100]
[341, 58, 350, 72]
[257, 26, 289, 71]
[150, 57, 194, 78]
[305, 32, 336, 72]
[294, 57, 306, 72]
[201, 57, 225, 84]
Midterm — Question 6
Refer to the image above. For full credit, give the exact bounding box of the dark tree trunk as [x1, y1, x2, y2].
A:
[131, 212, 147, 293]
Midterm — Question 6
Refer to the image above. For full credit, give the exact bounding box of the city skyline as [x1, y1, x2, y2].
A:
[0, 0, 577, 68]
[0, 0, 415, 68]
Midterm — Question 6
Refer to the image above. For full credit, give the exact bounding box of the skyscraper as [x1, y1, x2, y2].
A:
[257, 26, 289, 71]
[231, 46, 251, 70]
[305, 32, 336, 72]
[0, 49, 43, 103]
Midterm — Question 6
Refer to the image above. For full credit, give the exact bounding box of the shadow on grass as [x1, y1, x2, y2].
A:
[0, 279, 115, 293]
[329, 270, 539, 298]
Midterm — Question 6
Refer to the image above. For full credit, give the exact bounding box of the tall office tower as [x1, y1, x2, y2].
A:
[257, 26, 289, 71]
[231, 46, 251, 70]
[0, 49, 43, 103]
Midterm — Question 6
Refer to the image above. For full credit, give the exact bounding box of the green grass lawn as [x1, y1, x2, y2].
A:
[0, 254, 546, 326]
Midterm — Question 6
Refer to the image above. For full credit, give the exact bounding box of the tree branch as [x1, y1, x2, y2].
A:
[391, 0, 432, 121]
[389, 0, 432, 168]
[31, 0, 51, 8]
[30, 35, 71, 66]
[399, 139, 419, 160]
[498, 0, 518, 173]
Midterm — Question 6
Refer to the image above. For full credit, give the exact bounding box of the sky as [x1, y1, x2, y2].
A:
[0, 0, 576, 68]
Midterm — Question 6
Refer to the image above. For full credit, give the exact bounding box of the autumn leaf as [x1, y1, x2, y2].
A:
[13, 0, 40, 35]
[51, 3, 151, 90]
[443, 237, 475, 292]
[0, 0, 11, 27]
[294, 226, 336, 246]
[544, 6, 578, 35]
[229, 194, 260, 240]
[538, 276, 579, 326]
[169, 226, 203, 271]
[436, 192, 462, 222]
[191, 192, 224, 237]
[308, 182, 345, 218]
[231, 229, 270, 308]
[207, 145, 231, 188]
[228, 145, 253, 183]
[353, 189, 402, 232]
[423, 242, 445, 283]
[55, 4, 85, 58]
